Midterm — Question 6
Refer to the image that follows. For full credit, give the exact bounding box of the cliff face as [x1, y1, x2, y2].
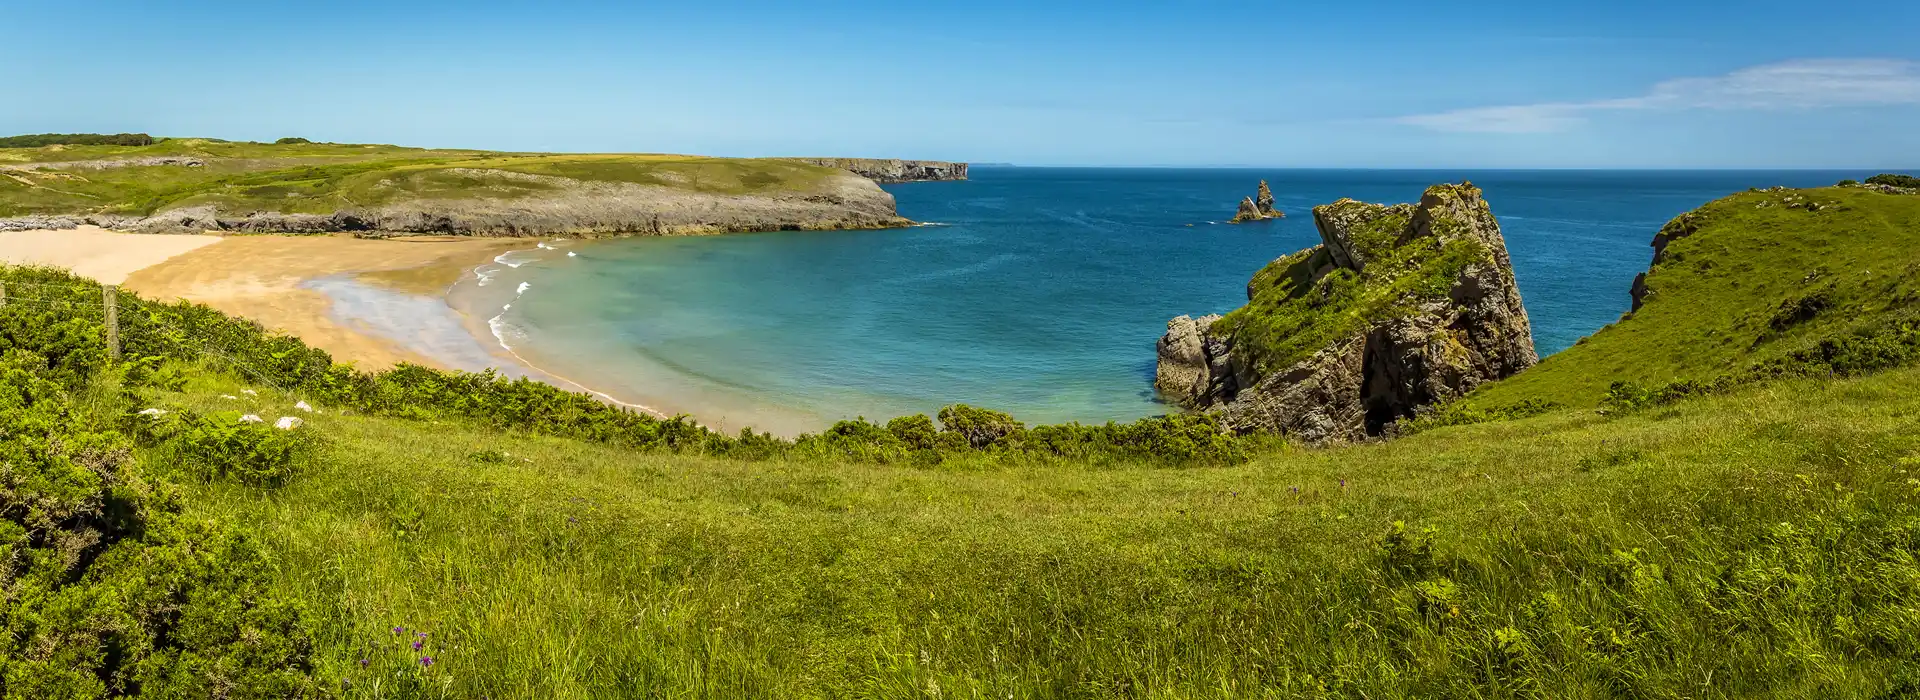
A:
[1157, 183, 1537, 443]
[791, 158, 969, 183]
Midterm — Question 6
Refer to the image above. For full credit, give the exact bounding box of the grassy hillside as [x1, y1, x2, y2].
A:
[6, 182, 1920, 697]
[1469, 185, 1920, 411]
[0, 138, 850, 219]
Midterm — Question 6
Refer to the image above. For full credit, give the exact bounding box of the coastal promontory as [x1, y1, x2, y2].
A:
[0, 137, 968, 237]
[1158, 183, 1537, 442]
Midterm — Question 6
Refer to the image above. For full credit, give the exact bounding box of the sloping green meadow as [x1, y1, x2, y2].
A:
[5, 183, 1920, 697]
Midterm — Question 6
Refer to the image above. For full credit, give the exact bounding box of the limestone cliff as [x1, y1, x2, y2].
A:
[1157, 183, 1536, 443]
[791, 158, 969, 183]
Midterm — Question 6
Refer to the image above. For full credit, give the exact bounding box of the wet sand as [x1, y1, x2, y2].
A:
[117, 233, 526, 370]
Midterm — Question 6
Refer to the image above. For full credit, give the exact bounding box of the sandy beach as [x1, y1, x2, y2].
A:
[0, 227, 525, 371]
[0, 226, 222, 284]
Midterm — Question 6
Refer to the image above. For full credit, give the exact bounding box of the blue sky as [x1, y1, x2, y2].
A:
[7, 0, 1919, 168]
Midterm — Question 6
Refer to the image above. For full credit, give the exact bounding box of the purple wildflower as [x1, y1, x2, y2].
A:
[359, 658, 369, 668]
[1339, 478, 1348, 488]
[412, 639, 424, 651]
[1290, 485, 1300, 494]
[420, 656, 435, 668]
[392, 626, 404, 635]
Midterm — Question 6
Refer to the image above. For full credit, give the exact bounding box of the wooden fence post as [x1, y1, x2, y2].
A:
[102, 284, 120, 361]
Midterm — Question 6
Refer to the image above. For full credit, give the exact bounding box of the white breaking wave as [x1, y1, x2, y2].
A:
[516, 281, 532, 295]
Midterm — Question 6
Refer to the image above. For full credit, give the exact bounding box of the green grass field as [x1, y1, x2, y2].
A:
[6, 182, 1920, 698]
[0, 138, 848, 218]
[1465, 186, 1920, 410]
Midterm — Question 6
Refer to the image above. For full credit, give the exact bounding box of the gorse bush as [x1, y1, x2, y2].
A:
[0, 342, 314, 695]
[272, 137, 313, 145]
[1866, 173, 1920, 189]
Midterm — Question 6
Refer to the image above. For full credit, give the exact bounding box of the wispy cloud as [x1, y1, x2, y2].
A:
[1398, 58, 1920, 133]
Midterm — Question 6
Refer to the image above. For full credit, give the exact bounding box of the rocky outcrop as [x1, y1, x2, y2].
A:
[1, 157, 206, 171]
[1630, 212, 1701, 312]
[1228, 180, 1283, 223]
[791, 158, 968, 183]
[1157, 183, 1537, 443]
[0, 168, 910, 237]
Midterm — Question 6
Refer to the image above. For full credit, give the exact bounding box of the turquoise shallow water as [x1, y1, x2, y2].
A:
[462, 168, 1858, 434]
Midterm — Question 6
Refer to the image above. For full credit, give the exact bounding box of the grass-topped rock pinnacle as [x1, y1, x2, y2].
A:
[1158, 182, 1536, 441]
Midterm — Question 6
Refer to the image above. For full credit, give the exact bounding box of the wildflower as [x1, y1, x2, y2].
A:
[241, 389, 258, 396]
[412, 639, 424, 651]
[275, 416, 303, 430]
[138, 408, 167, 416]
[393, 626, 404, 635]
[239, 414, 264, 424]
[359, 658, 369, 668]
[294, 400, 314, 412]
[1339, 478, 1348, 489]
[1290, 485, 1300, 494]
[420, 656, 435, 668]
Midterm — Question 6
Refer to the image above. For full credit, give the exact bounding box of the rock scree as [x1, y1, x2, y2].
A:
[1157, 182, 1537, 443]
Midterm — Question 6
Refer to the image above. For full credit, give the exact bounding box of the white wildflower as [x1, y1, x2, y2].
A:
[137, 408, 167, 416]
[294, 400, 314, 412]
[239, 414, 264, 424]
[274, 416, 304, 430]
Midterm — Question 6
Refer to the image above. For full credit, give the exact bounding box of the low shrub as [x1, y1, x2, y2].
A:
[937, 404, 1025, 448]
[273, 137, 313, 145]
[0, 341, 315, 696]
[164, 411, 311, 487]
[1866, 173, 1920, 189]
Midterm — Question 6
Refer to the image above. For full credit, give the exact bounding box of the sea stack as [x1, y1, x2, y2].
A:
[1229, 180, 1283, 223]
[1158, 182, 1536, 442]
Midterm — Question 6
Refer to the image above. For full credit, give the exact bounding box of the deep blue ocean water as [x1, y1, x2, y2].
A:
[472, 168, 1858, 434]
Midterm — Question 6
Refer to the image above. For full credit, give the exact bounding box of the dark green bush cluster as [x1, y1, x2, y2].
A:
[0, 132, 156, 148]
[1401, 397, 1557, 434]
[1865, 173, 1920, 189]
[273, 137, 313, 145]
[0, 345, 314, 695]
[1, 265, 1252, 466]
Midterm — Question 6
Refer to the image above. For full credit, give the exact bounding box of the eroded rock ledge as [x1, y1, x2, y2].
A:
[1157, 183, 1537, 443]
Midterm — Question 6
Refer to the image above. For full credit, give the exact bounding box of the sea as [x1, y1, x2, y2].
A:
[447, 168, 1860, 435]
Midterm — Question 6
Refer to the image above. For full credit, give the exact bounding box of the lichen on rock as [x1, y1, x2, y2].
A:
[1157, 182, 1536, 442]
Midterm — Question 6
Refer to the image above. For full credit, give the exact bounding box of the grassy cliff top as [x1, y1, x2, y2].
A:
[0, 137, 853, 218]
[1472, 185, 1920, 410]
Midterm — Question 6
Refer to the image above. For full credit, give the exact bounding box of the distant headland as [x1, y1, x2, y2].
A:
[0, 134, 967, 237]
